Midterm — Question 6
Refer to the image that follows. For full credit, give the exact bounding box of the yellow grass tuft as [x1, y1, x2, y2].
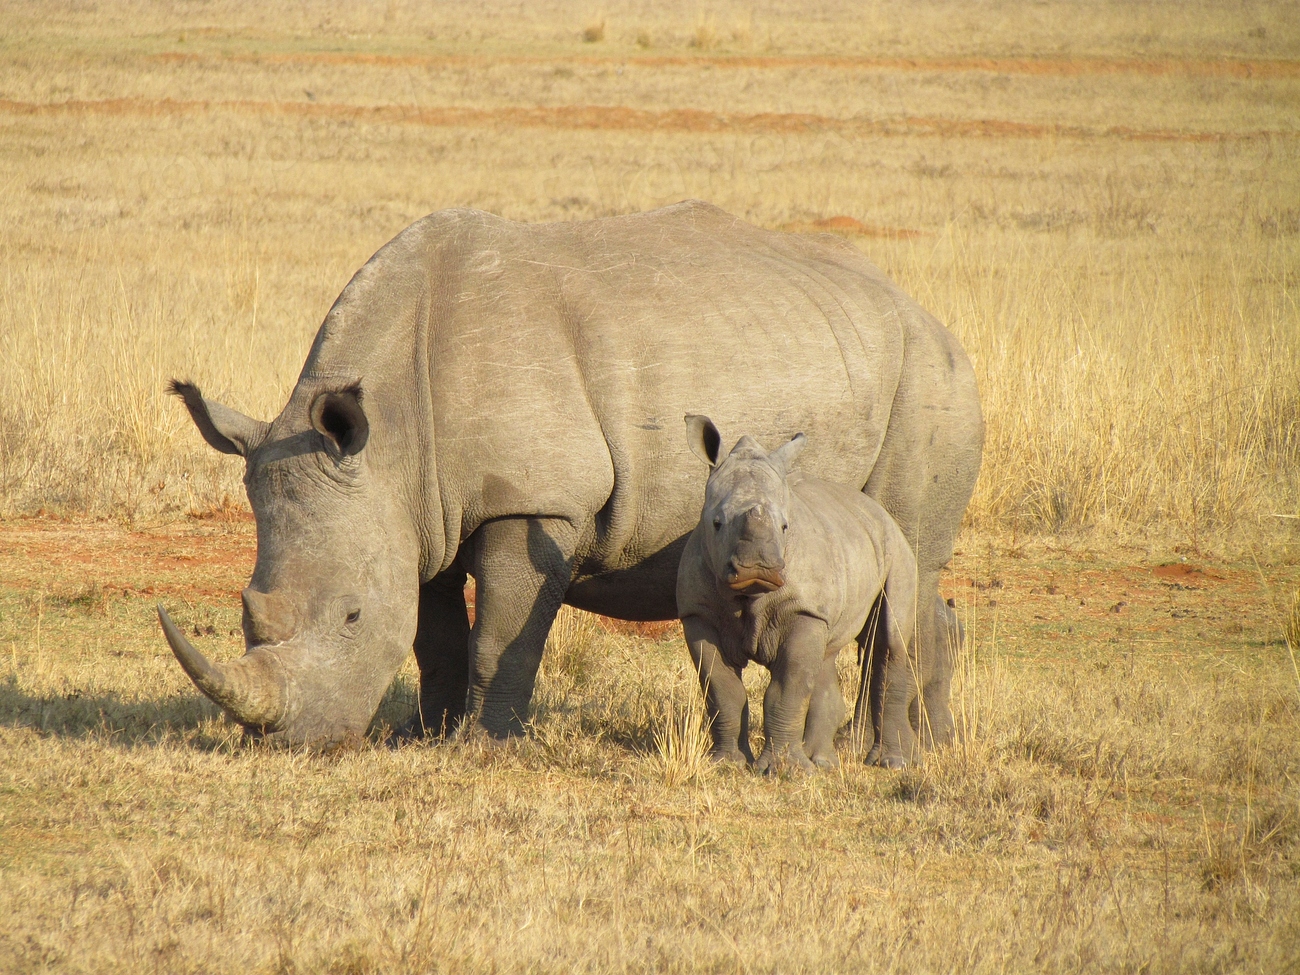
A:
[1284, 588, 1300, 654]
[540, 605, 603, 689]
[688, 14, 718, 50]
[652, 685, 712, 786]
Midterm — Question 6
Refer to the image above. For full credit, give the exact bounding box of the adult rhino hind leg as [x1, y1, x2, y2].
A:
[921, 595, 964, 748]
[399, 566, 471, 739]
[914, 569, 955, 749]
[463, 516, 578, 738]
[863, 319, 983, 758]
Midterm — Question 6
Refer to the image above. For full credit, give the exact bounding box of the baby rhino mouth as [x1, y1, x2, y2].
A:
[726, 565, 786, 595]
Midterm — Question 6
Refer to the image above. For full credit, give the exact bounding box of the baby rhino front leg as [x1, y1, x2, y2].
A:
[755, 614, 829, 774]
[802, 650, 845, 769]
[683, 616, 754, 765]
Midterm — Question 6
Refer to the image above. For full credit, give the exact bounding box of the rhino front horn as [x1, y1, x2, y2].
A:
[158, 605, 287, 730]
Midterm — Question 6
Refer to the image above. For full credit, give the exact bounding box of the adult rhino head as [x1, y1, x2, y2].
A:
[160, 379, 420, 746]
[685, 415, 806, 598]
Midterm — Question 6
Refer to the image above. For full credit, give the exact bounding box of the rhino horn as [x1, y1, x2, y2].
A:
[158, 605, 287, 730]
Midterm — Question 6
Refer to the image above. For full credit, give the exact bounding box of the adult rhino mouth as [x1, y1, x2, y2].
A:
[158, 605, 287, 731]
[726, 566, 786, 595]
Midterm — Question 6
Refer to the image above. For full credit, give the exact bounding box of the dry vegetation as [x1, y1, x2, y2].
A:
[1, 1, 1299, 972]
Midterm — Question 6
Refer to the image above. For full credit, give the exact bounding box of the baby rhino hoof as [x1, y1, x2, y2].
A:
[709, 747, 751, 766]
[864, 743, 911, 769]
[755, 747, 816, 776]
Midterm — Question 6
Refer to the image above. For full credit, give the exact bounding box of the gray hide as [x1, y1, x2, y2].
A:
[677, 418, 927, 770]
[160, 200, 983, 747]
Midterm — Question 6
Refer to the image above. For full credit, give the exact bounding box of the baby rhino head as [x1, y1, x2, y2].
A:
[685, 415, 806, 598]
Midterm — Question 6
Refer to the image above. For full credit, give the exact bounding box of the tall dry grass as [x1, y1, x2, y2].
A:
[892, 225, 1300, 538]
[1, 2, 1296, 542]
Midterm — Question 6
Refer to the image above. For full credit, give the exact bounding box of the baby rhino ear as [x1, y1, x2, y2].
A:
[684, 415, 722, 467]
[769, 432, 806, 473]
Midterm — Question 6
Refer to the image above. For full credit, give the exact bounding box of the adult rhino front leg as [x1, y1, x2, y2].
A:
[463, 516, 578, 738]
[404, 566, 471, 738]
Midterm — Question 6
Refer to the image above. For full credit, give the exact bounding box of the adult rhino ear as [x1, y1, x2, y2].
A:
[684, 414, 723, 467]
[169, 380, 270, 457]
[769, 432, 807, 474]
[310, 384, 369, 457]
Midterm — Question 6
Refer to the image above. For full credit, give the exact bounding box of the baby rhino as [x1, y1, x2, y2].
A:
[676, 416, 923, 771]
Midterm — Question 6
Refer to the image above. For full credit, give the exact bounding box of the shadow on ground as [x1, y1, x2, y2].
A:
[0, 672, 424, 749]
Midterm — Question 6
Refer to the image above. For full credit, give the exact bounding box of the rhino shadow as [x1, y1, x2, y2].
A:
[0, 671, 419, 750]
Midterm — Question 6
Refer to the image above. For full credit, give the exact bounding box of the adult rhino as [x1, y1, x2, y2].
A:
[160, 200, 983, 748]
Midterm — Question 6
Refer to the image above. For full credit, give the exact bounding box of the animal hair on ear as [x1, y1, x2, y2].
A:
[328, 381, 363, 404]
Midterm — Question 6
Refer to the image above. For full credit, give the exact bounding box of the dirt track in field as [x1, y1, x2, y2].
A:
[2, 97, 1289, 144]
[0, 517, 1286, 653]
[145, 49, 1300, 80]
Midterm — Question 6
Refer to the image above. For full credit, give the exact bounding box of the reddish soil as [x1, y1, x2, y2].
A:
[1, 97, 1288, 144]
[2, 518, 1293, 658]
[0, 517, 681, 639]
[780, 216, 927, 239]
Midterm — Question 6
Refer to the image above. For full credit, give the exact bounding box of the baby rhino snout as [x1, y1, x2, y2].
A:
[724, 556, 786, 593]
[723, 505, 787, 593]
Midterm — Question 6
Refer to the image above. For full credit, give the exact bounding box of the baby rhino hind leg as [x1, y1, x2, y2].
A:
[802, 650, 845, 769]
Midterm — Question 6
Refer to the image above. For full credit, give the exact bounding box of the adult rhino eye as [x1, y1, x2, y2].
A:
[782, 521, 789, 532]
[712, 516, 722, 531]
[346, 609, 361, 625]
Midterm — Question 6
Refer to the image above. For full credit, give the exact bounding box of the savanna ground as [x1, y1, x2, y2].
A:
[1, 1, 1299, 971]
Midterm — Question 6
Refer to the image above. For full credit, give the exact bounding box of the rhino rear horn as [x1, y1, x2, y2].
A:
[169, 380, 270, 456]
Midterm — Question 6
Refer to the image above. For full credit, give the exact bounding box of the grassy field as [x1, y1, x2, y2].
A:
[1, 1, 1299, 971]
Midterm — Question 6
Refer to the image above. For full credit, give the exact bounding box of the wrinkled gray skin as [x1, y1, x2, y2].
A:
[159, 200, 983, 748]
[677, 418, 928, 771]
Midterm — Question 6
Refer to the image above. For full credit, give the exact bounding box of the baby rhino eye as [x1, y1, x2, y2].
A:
[346, 609, 361, 625]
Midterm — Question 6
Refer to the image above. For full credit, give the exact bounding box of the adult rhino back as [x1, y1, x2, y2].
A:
[163, 201, 982, 746]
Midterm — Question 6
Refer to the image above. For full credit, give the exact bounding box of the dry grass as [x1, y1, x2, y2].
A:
[1, 1, 1299, 971]
[1, 525, 1298, 972]
[1, 2, 1297, 546]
